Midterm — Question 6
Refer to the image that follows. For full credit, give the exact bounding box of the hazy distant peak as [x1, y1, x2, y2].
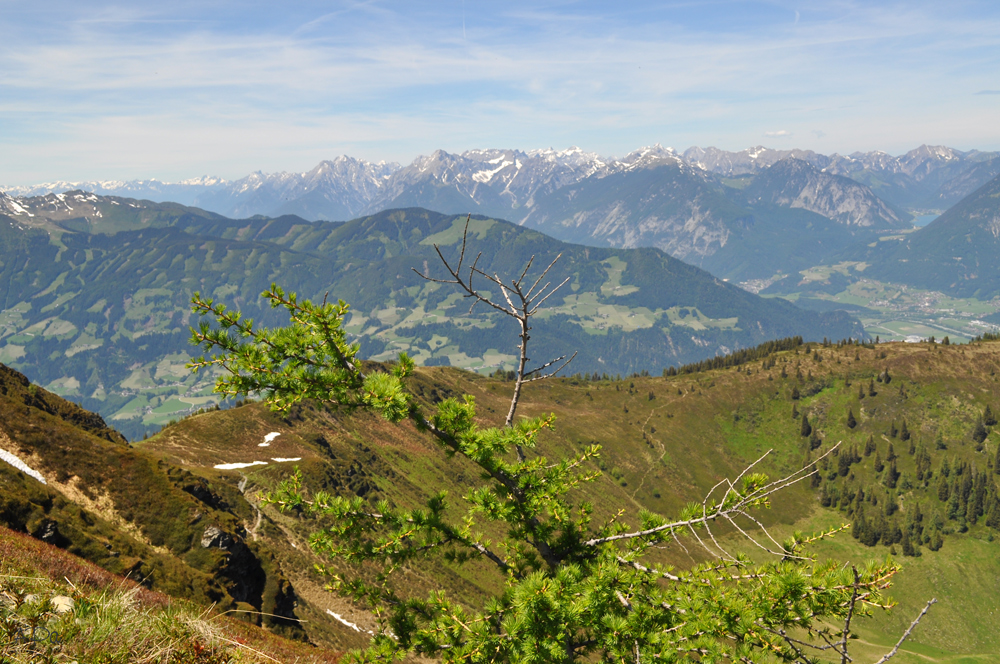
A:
[177, 176, 228, 186]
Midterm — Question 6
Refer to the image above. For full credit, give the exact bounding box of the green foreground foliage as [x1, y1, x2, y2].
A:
[189, 229, 910, 663]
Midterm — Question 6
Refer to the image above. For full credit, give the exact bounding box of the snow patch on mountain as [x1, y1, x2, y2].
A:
[0, 447, 46, 484]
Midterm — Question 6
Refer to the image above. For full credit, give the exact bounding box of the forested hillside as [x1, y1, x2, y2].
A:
[0, 204, 861, 438]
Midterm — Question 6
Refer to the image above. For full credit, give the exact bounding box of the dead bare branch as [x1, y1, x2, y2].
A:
[525, 352, 578, 382]
[585, 442, 842, 548]
[872, 598, 937, 664]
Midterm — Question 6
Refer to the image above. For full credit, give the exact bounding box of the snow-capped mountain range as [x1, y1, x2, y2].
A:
[4, 144, 1000, 285]
[5, 144, 996, 223]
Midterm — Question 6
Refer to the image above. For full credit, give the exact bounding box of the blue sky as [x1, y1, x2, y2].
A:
[2, 0, 999, 184]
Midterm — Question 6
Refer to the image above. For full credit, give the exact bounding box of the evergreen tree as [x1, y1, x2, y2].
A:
[850, 487, 865, 516]
[851, 512, 864, 540]
[791, 385, 800, 400]
[960, 471, 974, 505]
[935, 431, 947, 450]
[887, 443, 897, 461]
[920, 447, 933, 479]
[846, 408, 857, 429]
[809, 429, 822, 451]
[889, 420, 899, 438]
[995, 443, 1000, 475]
[986, 499, 1000, 530]
[985, 405, 997, 427]
[884, 459, 899, 489]
[874, 451, 885, 473]
[901, 535, 915, 557]
[864, 435, 876, 457]
[791, 403, 799, 420]
[937, 473, 950, 502]
[972, 417, 988, 445]
[819, 483, 833, 507]
[184, 236, 908, 664]
[838, 451, 852, 477]
[900, 419, 910, 441]
[966, 498, 979, 526]
[861, 520, 879, 547]
[868, 379, 877, 397]
[800, 413, 812, 437]
[859, 384, 866, 400]
[884, 491, 898, 516]
[820, 483, 833, 507]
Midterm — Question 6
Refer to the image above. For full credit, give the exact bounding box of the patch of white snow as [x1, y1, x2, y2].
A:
[214, 461, 268, 470]
[326, 609, 372, 634]
[271, 457, 301, 463]
[0, 448, 46, 484]
[472, 161, 513, 183]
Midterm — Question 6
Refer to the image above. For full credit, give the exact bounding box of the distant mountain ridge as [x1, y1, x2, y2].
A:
[685, 144, 999, 209]
[7, 143, 994, 221]
[741, 158, 906, 228]
[4, 143, 994, 285]
[847, 171, 1000, 298]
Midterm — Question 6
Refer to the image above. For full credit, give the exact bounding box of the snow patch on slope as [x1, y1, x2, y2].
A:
[0, 447, 46, 484]
[326, 609, 372, 634]
[214, 461, 268, 470]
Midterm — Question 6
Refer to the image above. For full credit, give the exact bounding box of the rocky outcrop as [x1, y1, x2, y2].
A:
[743, 159, 908, 228]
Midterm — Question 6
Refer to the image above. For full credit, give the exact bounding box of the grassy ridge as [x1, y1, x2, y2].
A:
[142, 338, 1000, 660]
[6, 337, 1000, 659]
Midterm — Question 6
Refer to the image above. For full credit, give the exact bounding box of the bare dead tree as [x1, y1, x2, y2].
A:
[414, 214, 576, 429]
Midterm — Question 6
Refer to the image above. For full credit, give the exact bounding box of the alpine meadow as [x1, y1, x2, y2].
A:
[5, 2, 1000, 663]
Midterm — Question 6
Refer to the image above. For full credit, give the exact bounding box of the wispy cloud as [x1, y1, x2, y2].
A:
[2, 1, 1000, 183]
[975, 89, 1000, 95]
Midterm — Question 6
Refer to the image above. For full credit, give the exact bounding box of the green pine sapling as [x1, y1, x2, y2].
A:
[189, 216, 931, 664]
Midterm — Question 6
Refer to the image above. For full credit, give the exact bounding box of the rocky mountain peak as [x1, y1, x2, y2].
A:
[744, 157, 907, 228]
[618, 144, 681, 170]
[682, 146, 827, 175]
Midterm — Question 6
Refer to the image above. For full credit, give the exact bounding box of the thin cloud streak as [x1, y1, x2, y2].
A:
[1, 1, 1000, 183]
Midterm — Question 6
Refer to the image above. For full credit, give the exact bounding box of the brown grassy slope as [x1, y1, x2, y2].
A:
[0, 525, 341, 663]
[0, 362, 304, 638]
[8, 336, 1000, 659]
